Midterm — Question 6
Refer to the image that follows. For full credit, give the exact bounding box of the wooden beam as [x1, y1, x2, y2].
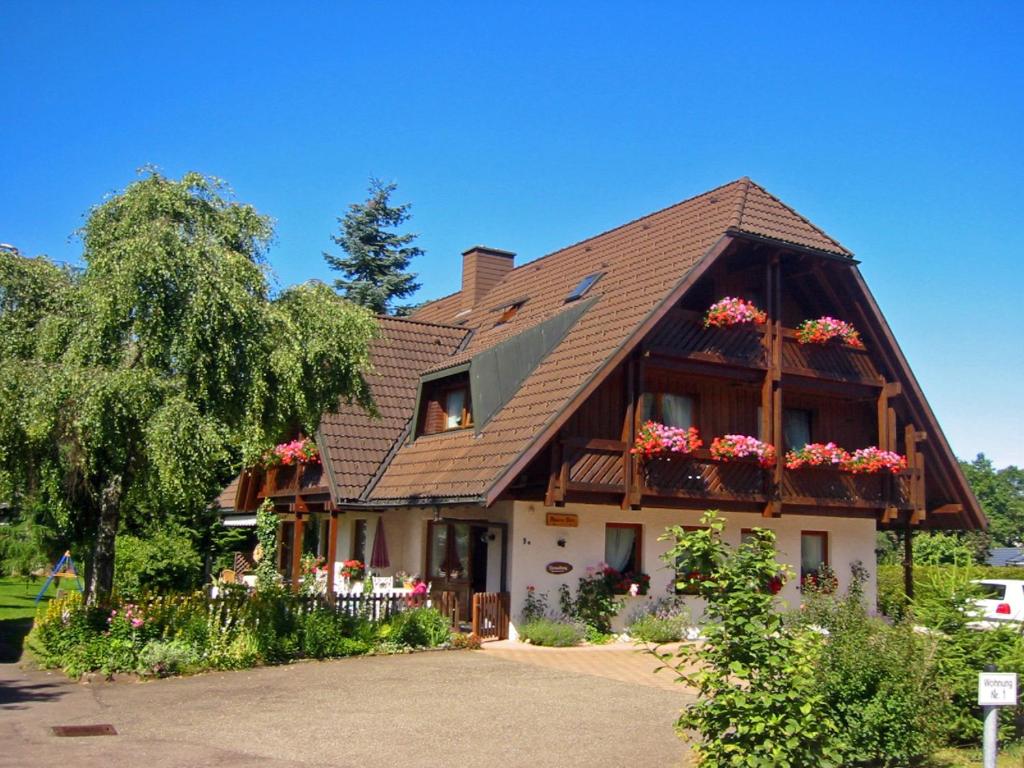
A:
[326, 511, 339, 599]
[622, 356, 635, 510]
[932, 504, 963, 515]
[290, 514, 304, 593]
[903, 521, 914, 600]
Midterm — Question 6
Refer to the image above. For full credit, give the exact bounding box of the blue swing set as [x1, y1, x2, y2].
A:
[34, 550, 83, 604]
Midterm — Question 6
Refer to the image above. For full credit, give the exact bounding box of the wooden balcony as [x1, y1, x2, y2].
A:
[643, 309, 766, 370]
[781, 466, 913, 510]
[547, 437, 919, 515]
[640, 450, 767, 502]
[260, 461, 327, 498]
[643, 309, 882, 388]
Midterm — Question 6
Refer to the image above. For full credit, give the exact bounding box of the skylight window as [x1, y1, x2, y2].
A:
[565, 272, 603, 302]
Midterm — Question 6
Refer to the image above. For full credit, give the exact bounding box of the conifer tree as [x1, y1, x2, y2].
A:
[324, 178, 422, 315]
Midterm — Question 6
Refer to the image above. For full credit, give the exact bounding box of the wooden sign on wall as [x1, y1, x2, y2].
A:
[545, 512, 578, 527]
[546, 562, 573, 575]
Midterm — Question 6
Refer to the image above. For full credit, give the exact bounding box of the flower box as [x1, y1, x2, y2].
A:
[709, 435, 777, 468]
[703, 297, 768, 328]
[631, 422, 702, 461]
[795, 317, 864, 349]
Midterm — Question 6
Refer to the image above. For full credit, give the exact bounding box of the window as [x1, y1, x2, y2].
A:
[445, 387, 470, 430]
[800, 531, 829, 581]
[352, 519, 368, 563]
[566, 272, 604, 302]
[783, 408, 812, 450]
[605, 523, 642, 574]
[417, 373, 474, 435]
[755, 407, 812, 447]
[642, 393, 695, 428]
[428, 521, 470, 580]
[493, 298, 526, 325]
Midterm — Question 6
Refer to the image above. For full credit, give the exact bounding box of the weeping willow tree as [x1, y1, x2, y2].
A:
[0, 171, 377, 603]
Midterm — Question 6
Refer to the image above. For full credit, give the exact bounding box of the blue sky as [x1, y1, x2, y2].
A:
[2, 3, 1022, 467]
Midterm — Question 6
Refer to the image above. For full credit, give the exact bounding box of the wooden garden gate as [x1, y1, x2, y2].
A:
[471, 592, 510, 641]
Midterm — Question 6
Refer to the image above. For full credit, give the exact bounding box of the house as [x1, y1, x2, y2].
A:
[987, 548, 1024, 567]
[217, 178, 984, 637]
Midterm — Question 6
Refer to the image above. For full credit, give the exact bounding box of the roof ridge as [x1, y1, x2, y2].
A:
[740, 179, 852, 255]
[498, 177, 750, 275]
[377, 314, 468, 332]
[728, 176, 752, 230]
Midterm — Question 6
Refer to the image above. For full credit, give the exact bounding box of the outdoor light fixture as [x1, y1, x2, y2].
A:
[557, 538, 566, 548]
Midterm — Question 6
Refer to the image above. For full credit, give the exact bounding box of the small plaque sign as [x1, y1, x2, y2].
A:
[546, 562, 573, 575]
[546, 512, 578, 528]
[978, 673, 1018, 706]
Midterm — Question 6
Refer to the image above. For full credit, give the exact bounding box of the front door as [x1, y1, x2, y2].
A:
[427, 521, 490, 622]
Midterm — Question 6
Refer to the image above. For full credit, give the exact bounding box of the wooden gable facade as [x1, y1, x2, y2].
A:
[508, 234, 980, 533]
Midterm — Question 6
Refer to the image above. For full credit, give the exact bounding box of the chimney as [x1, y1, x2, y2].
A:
[461, 245, 515, 310]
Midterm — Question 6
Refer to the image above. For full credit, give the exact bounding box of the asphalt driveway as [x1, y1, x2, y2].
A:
[0, 647, 692, 767]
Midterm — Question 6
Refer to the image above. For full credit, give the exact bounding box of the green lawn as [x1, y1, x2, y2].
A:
[0, 575, 66, 662]
[0, 575, 60, 621]
[931, 744, 1024, 767]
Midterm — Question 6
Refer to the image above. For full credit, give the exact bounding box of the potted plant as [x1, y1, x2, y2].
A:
[340, 559, 365, 582]
[842, 446, 907, 474]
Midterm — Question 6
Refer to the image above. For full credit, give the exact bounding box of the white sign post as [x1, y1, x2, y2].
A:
[978, 671, 1017, 768]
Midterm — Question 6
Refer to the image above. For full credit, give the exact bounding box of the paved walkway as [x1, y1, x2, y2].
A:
[1, 646, 694, 768]
[485, 639, 692, 692]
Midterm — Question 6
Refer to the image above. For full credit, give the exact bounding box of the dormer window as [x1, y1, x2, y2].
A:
[417, 371, 473, 436]
[566, 272, 603, 302]
[492, 297, 527, 326]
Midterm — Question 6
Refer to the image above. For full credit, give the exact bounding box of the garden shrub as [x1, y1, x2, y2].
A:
[449, 632, 483, 650]
[558, 571, 620, 633]
[627, 596, 694, 643]
[138, 640, 198, 677]
[519, 618, 585, 647]
[659, 512, 843, 766]
[114, 529, 203, 597]
[794, 583, 947, 766]
[389, 607, 450, 648]
[300, 610, 369, 658]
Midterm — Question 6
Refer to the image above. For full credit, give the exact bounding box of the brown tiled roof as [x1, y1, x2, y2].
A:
[318, 316, 469, 501]
[372, 178, 850, 502]
[215, 475, 239, 511]
[408, 291, 466, 326]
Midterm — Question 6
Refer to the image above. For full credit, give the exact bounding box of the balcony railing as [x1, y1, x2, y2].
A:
[643, 310, 882, 386]
[260, 461, 326, 498]
[549, 437, 915, 512]
[640, 450, 767, 501]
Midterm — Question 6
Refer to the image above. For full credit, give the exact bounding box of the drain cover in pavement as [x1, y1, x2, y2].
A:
[51, 724, 118, 737]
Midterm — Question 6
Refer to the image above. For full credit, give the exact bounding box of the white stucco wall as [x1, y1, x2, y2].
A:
[508, 500, 878, 633]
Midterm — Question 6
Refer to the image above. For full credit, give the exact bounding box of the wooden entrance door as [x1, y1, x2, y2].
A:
[427, 521, 489, 621]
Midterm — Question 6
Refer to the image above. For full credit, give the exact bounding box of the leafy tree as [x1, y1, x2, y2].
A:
[323, 178, 422, 315]
[960, 454, 1024, 547]
[0, 170, 377, 604]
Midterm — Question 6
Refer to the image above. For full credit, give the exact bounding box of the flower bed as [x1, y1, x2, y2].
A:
[703, 297, 768, 328]
[795, 316, 865, 348]
[29, 589, 455, 680]
[631, 422, 702, 460]
[709, 435, 777, 468]
[785, 442, 850, 470]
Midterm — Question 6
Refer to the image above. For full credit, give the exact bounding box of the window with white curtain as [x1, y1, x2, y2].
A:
[641, 393, 694, 428]
[605, 523, 641, 573]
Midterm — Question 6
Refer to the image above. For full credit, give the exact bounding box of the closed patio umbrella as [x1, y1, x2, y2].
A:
[370, 516, 390, 569]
